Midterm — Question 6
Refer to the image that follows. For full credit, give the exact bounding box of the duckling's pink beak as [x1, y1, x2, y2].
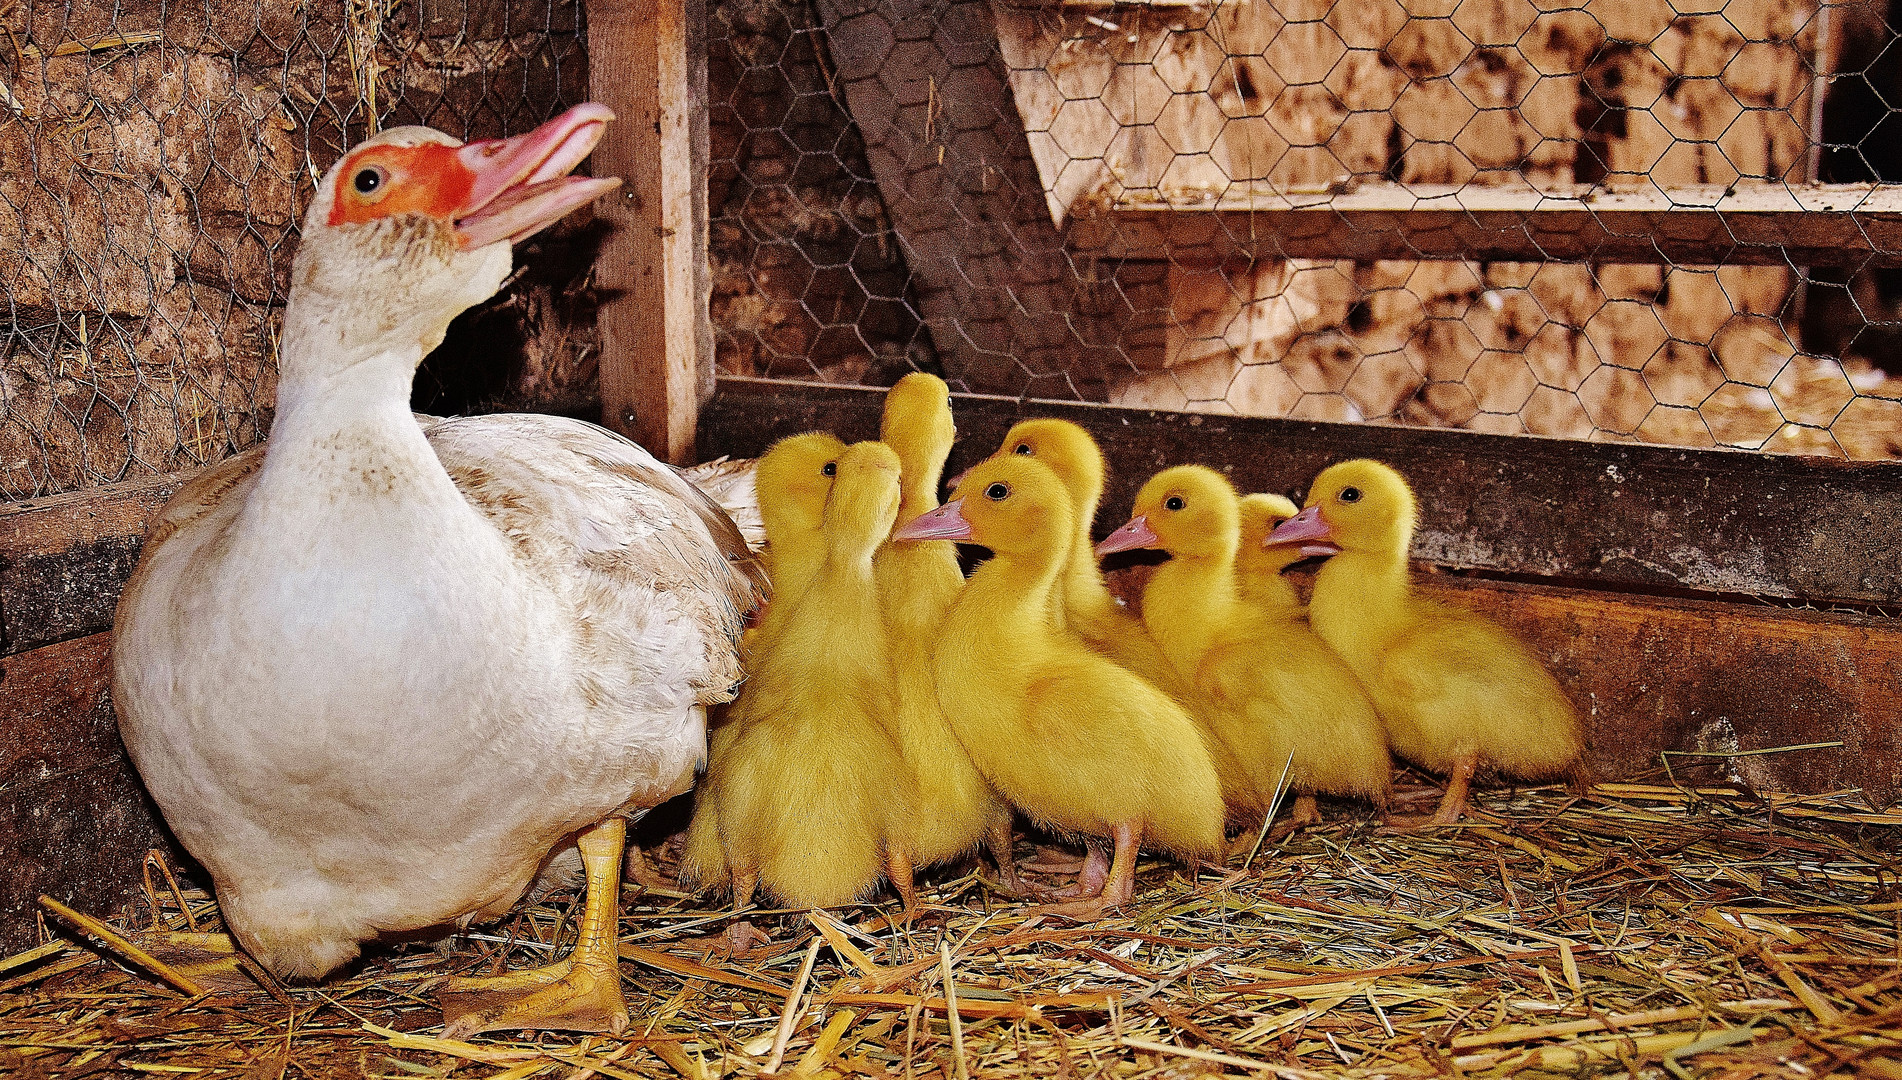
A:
[454, 103, 622, 249]
[1265, 505, 1339, 558]
[1095, 515, 1160, 556]
[893, 498, 972, 541]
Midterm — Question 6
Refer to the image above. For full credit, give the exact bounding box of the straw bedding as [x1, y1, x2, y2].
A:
[4, 773, 1899, 1079]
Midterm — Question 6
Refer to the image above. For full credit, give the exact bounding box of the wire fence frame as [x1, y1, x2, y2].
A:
[5, 0, 1902, 502]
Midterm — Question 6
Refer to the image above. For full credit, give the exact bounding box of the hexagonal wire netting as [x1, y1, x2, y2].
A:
[0, 0, 588, 499]
[8, 0, 1902, 501]
[708, 0, 1902, 461]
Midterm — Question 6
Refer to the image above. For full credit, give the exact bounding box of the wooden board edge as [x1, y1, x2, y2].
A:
[700, 377, 1902, 607]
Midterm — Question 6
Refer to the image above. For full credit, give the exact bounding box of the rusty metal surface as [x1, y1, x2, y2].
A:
[701, 378, 1902, 606]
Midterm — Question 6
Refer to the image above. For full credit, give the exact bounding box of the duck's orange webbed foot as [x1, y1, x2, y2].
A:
[439, 819, 630, 1039]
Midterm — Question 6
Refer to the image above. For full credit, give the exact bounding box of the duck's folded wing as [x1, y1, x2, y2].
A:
[679, 456, 763, 554]
[427, 413, 767, 704]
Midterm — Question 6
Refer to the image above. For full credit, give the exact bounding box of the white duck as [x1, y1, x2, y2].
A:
[111, 104, 764, 1038]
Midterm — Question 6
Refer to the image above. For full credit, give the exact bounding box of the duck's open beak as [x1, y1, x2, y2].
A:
[893, 498, 972, 542]
[1094, 515, 1160, 556]
[454, 103, 623, 249]
[1265, 505, 1340, 558]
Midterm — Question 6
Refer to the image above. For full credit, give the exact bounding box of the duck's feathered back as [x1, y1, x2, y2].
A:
[427, 413, 766, 703]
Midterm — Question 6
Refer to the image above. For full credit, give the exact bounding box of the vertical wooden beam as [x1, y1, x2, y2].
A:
[588, 0, 706, 464]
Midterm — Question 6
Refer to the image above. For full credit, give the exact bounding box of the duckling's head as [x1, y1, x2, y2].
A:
[1236, 492, 1304, 575]
[1267, 459, 1416, 558]
[879, 373, 956, 479]
[994, 418, 1106, 514]
[892, 454, 1072, 557]
[1096, 465, 1240, 562]
[755, 432, 850, 546]
[823, 441, 905, 559]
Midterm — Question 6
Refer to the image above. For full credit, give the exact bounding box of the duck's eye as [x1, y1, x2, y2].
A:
[822, 461, 838, 477]
[1164, 495, 1185, 512]
[1013, 443, 1033, 455]
[352, 166, 386, 195]
[1339, 486, 1362, 503]
[985, 482, 1010, 501]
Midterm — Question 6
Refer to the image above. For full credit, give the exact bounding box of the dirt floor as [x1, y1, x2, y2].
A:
[3, 773, 1899, 1079]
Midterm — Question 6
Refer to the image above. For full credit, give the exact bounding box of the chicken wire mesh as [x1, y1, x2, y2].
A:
[0, 0, 589, 498]
[707, 0, 1902, 461]
[10, 0, 1902, 502]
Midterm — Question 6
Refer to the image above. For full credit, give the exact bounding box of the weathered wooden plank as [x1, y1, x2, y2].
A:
[0, 474, 182, 656]
[810, 0, 1123, 398]
[699, 377, 1902, 605]
[0, 633, 181, 953]
[1066, 182, 1902, 267]
[1416, 576, 1902, 808]
[588, 0, 705, 464]
[1104, 566, 1902, 807]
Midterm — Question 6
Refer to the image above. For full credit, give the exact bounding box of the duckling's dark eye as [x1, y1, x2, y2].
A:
[822, 461, 838, 477]
[1164, 495, 1185, 511]
[1339, 486, 1362, 503]
[1013, 443, 1033, 455]
[352, 166, 385, 195]
[985, 482, 1010, 501]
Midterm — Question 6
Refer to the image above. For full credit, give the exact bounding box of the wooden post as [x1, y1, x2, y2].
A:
[587, 0, 706, 464]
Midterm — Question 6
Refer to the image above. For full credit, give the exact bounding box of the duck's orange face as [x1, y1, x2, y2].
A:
[1268, 459, 1416, 557]
[325, 104, 621, 249]
[1098, 465, 1238, 561]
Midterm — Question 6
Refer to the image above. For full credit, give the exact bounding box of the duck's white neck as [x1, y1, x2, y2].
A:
[253, 282, 464, 515]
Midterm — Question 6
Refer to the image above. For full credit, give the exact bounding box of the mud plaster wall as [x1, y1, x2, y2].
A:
[998, 0, 1902, 458]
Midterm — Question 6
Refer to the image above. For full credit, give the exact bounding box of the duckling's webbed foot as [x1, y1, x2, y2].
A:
[1428, 750, 1480, 825]
[624, 842, 687, 895]
[1036, 824, 1139, 921]
[1029, 844, 1110, 900]
[984, 817, 1025, 896]
[439, 819, 630, 1039]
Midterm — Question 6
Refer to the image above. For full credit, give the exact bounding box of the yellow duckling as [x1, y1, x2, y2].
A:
[1234, 493, 1303, 613]
[873, 374, 1021, 890]
[1101, 466, 1389, 828]
[751, 431, 852, 644]
[1267, 460, 1588, 825]
[682, 432, 848, 891]
[984, 419, 1181, 689]
[896, 455, 1223, 918]
[685, 441, 919, 912]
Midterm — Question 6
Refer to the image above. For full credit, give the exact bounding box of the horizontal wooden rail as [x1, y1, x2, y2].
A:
[700, 377, 1902, 606]
[1064, 181, 1902, 267]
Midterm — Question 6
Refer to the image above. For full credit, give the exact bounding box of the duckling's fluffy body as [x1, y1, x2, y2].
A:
[988, 420, 1183, 691]
[1234, 493, 1302, 613]
[873, 375, 1013, 875]
[687, 442, 917, 907]
[682, 432, 847, 888]
[1111, 467, 1388, 818]
[1273, 460, 1585, 822]
[904, 455, 1222, 913]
